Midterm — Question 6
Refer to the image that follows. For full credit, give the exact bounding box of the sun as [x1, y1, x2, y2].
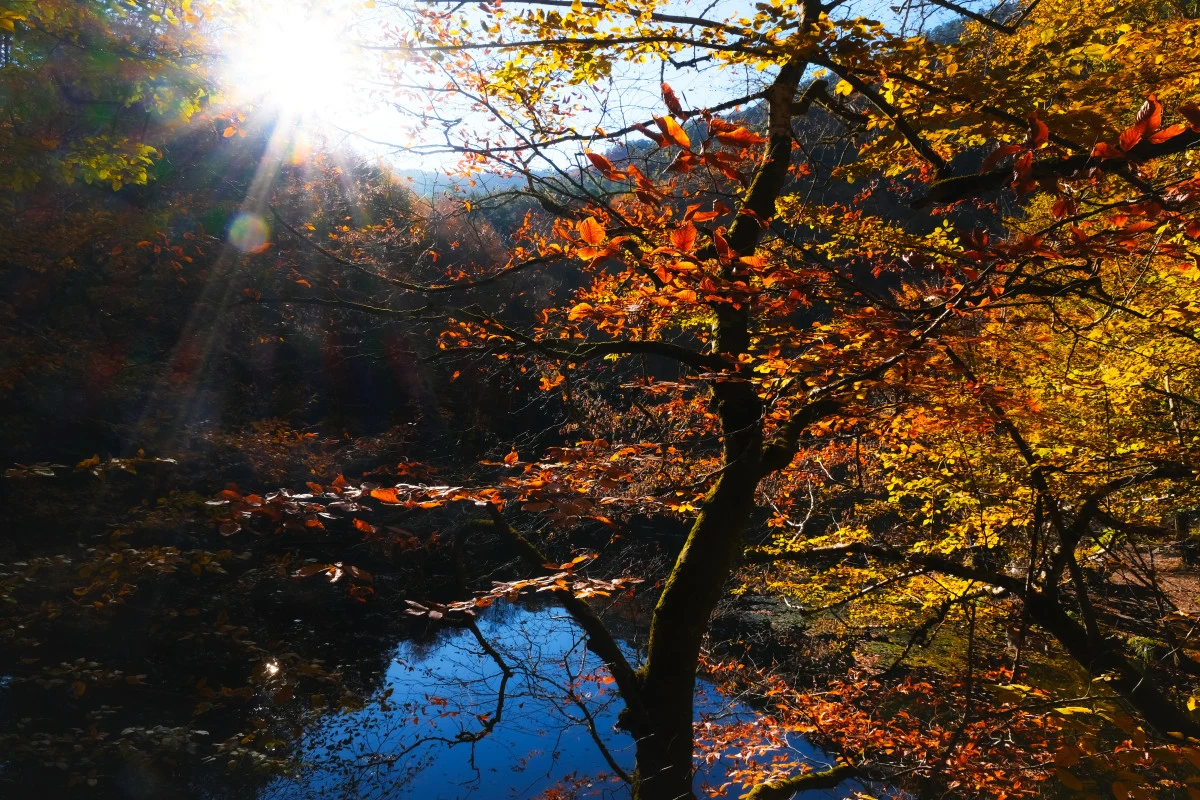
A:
[223, 2, 362, 120]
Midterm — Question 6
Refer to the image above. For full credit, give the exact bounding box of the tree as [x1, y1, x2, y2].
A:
[229, 0, 1200, 796]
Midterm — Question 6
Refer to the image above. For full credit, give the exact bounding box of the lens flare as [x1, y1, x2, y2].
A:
[228, 213, 270, 253]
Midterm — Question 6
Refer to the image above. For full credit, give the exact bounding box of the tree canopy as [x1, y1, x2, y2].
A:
[5, 0, 1200, 798]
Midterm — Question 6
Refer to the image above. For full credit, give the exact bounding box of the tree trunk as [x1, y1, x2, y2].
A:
[633, 458, 763, 799]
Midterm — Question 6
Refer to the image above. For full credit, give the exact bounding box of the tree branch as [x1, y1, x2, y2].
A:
[744, 763, 859, 800]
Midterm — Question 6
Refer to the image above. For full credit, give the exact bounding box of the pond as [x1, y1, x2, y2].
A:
[256, 602, 856, 800]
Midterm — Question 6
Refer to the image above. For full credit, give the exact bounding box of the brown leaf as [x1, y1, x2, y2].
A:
[661, 82, 684, 117]
[1182, 103, 1200, 131]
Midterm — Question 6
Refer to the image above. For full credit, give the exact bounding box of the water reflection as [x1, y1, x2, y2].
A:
[262, 602, 854, 800]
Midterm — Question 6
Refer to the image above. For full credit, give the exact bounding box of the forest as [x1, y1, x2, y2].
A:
[3, 0, 1200, 798]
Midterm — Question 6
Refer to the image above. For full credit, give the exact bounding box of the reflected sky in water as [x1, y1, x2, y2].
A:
[262, 602, 855, 800]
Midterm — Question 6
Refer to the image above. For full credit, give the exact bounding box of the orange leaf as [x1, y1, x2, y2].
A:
[567, 302, 595, 321]
[714, 126, 768, 148]
[1149, 123, 1187, 144]
[504, 449, 519, 465]
[369, 487, 402, 504]
[578, 216, 606, 246]
[1135, 93, 1162, 133]
[713, 229, 733, 262]
[1119, 124, 1144, 152]
[654, 115, 691, 149]
[670, 223, 698, 253]
[585, 150, 625, 180]
[1091, 141, 1125, 161]
[632, 122, 666, 146]
[223, 126, 237, 138]
[353, 518, 377, 534]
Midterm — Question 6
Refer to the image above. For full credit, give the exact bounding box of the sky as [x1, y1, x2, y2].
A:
[216, 0, 973, 176]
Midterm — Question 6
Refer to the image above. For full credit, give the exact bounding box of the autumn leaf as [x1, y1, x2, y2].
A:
[1091, 141, 1125, 161]
[661, 81, 684, 117]
[578, 216, 606, 246]
[1182, 103, 1200, 131]
[654, 115, 691, 149]
[712, 228, 733, 262]
[1149, 123, 1187, 144]
[567, 302, 594, 321]
[353, 518, 376, 534]
[503, 449, 519, 465]
[223, 126, 236, 138]
[1024, 112, 1048, 149]
[1136, 93, 1162, 132]
[369, 487, 402, 503]
[670, 223, 698, 253]
[584, 150, 625, 180]
[714, 126, 768, 149]
[980, 143, 1022, 173]
[632, 122, 666, 146]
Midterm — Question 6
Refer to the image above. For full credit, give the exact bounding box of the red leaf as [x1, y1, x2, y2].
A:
[980, 143, 1022, 173]
[1025, 113, 1049, 148]
[713, 229, 733, 262]
[353, 518, 376, 534]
